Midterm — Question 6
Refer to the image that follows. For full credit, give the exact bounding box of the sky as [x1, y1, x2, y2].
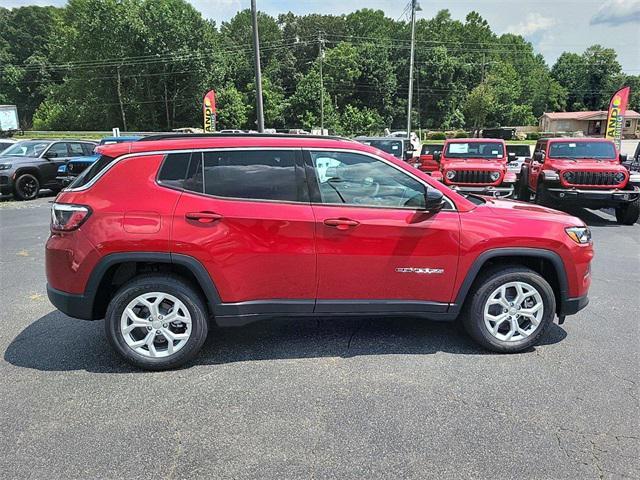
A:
[4, 0, 640, 73]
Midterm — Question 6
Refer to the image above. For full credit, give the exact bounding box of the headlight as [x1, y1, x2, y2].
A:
[489, 171, 500, 182]
[565, 226, 591, 245]
[563, 171, 575, 183]
[542, 169, 560, 181]
[614, 172, 626, 183]
[0, 163, 12, 170]
[58, 164, 67, 173]
[446, 170, 456, 180]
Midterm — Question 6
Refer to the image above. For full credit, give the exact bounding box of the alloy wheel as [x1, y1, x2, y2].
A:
[120, 292, 192, 358]
[483, 281, 544, 342]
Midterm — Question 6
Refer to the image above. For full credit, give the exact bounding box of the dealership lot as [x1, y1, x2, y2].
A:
[0, 194, 638, 479]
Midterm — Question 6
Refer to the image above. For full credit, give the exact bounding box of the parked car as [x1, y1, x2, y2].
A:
[414, 143, 444, 173]
[58, 136, 141, 185]
[355, 136, 416, 161]
[46, 133, 593, 370]
[506, 144, 532, 181]
[433, 138, 517, 197]
[0, 138, 17, 154]
[0, 139, 97, 200]
[389, 131, 421, 153]
[517, 138, 640, 225]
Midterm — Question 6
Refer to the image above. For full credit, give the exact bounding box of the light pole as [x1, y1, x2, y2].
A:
[406, 0, 418, 139]
[319, 32, 325, 133]
[251, 0, 264, 132]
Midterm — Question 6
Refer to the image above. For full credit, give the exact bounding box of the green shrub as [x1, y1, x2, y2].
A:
[454, 131, 468, 138]
[428, 132, 447, 140]
[526, 132, 541, 140]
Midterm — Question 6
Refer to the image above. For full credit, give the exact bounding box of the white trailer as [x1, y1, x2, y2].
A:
[0, 105, 19, 135]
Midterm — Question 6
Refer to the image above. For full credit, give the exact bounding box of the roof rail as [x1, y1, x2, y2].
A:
[138, 132, 354, 142]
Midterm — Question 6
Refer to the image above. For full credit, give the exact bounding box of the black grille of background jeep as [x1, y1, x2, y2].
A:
[562, 171, 622, 186]
[448, 170, 501, 184]
[67, 162, 92, 175]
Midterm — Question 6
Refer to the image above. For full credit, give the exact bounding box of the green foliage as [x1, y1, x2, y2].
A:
[337, 105, 384, 136]
[216, 86, 248, 130]
[1, 3, 637, 133]
[454, 131, 468, 138]
[526, 132, 541, 140]
[428, 132, 447, 140]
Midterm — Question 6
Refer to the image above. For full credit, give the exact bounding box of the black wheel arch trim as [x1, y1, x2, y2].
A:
[81, 252, 222, 319]
[448, 247, 569, 315]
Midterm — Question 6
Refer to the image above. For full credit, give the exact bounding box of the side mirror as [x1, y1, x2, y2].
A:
[433, 152, 441, 163]
[44, 151, 58, 159]
[619, 153, 627, 163]
[424, 187, 445, 212]
[533, 151, 544, 163]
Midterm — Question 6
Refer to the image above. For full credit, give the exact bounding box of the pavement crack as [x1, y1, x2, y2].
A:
[165, 427, 183, 480]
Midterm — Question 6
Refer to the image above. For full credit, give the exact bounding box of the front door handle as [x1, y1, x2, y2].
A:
[185, 211, 223, 223]
[323, 218, 360, 230]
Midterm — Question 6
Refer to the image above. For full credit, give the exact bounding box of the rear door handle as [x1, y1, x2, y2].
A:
[185, 211, 223, 223]
[323, 218, 360, 230]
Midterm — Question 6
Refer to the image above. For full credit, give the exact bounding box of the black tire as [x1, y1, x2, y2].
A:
[13, 173, 40, 200]
[462, 266, 556, 353]
[615, 198, 640, 225]
[105, 274, 209, 370]
[535, 183, 550, 206]
[517, 170, 530, 201]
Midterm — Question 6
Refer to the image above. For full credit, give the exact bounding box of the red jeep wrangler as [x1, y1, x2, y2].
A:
[413, 143, 443, 173]
[433, 138, 517, 197]
[46, 134, 593, 370]
[517, 138, 640, 225]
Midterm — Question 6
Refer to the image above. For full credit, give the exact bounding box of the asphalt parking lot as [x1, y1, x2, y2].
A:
[0, 193, 638, 480]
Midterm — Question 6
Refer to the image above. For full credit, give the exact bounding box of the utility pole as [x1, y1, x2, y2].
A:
[251, 0, 264, 132]
[406, 0, 418, 139]
[319, 32, 325, 134]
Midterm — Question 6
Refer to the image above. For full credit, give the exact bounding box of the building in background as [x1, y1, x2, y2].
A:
[539, 110, 640, 138]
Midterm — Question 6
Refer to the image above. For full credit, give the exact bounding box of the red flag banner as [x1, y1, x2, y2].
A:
[203, 90, 216, 132]
[605, 86, 630, 151]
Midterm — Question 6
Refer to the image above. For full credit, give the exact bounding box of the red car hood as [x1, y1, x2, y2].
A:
[483, 197, 581, 223]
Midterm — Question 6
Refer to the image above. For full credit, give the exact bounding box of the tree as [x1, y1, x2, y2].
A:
[0, 6, 62, 126]
[216, 85, 248, 130]
[32, 0, 219, 130]
[464, 83, 496, 131]
[338, 105, 384, 136]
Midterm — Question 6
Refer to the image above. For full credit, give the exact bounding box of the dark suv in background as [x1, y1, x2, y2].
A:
[0, 139, 96, 200]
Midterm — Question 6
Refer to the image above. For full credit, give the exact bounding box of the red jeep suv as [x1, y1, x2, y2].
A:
[517, 137, 640, 224]
[46, 134, 593, 370]
[433, 138, 517, 197]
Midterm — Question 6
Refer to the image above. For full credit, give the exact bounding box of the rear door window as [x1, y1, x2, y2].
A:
[204, 150, 298, 201]
[68, 143, 85, 156]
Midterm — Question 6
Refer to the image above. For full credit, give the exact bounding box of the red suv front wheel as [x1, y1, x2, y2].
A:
[462, 267, 556, 352]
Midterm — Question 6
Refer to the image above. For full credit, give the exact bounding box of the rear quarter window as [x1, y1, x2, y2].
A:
[68, 155, 115, 188]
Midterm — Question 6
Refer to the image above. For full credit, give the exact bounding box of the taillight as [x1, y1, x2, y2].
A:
[51, 203, 91, 231]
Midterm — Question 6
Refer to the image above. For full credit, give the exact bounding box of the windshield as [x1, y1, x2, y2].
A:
[360, 139, 403, 158]
[444, 142, 504, 159]
[1, 140, 50, 157]
[548, 141, 616, 159]
[421, 144, 443, 155]
[507, 145, 531, 157]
